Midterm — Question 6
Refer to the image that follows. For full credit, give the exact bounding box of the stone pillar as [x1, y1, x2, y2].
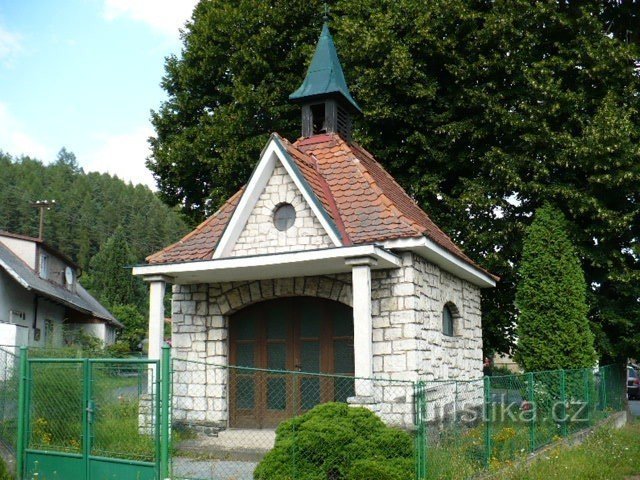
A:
[144, 275, 172, 385]
[346, 257, 377, 397]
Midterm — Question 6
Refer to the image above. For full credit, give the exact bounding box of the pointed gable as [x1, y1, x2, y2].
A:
[230, 161, 333, 256]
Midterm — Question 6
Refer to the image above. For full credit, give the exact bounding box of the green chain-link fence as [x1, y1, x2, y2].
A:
[422, 364, 626, 479]
[0, 344, 627, 480]
[170, 358, 418, 480]
[169, 358, 626, 480]
[0, 346, 19, 475]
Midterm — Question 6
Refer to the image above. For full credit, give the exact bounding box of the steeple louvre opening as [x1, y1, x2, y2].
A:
[290, 22, 360, 140]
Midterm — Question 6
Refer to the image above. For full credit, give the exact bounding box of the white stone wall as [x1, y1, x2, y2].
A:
[231, 164, 332, 257]
[169, 252, 484, 430]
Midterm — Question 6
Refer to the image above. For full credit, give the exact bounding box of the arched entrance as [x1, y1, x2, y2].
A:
[229, 297, 354, 428]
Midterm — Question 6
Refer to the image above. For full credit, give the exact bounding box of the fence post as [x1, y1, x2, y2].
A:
[583, 369, 591, 426]
[559, 370, 568, 437]
[483, 376, 491, 468]
[600, 366, 607, 412]
[83, 359, 92, 480]
[414, 381, 427, 480]
[527, 372, 535, 452]
[16, 347, 28, 480]
[160, 343, 171, 479]
[292, 370, 299, 480]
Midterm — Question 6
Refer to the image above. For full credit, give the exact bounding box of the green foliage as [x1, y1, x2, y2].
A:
[496, 422, 640, 480]
[254, 402, 413, 480]
[514, 205, 597, 371]
[85, 228, 146, 311]
[0, 149, 187, 270]
[0, 455, 11, 480]
[149, 0, 640, 361]
[346, 458, 414, 480]
[110, 304, 147, 351]
[61, 328, 104, 354]
[0, 148, 188, 343]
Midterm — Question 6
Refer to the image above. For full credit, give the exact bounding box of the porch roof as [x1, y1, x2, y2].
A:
[132, 245, 400, 284]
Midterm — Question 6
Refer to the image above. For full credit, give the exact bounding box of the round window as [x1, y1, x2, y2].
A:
[273, 203, 296, 231]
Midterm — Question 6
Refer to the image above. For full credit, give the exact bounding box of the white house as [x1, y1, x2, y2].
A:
[134, 23, 497, 431]
[0, 231, 121, 348]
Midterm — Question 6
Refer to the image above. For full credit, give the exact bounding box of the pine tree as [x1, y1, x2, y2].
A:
[514, 205, 597, 371]
[86, 227, 146, 310]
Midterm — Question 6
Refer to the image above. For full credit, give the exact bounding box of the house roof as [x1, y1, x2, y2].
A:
[0, 230, 80, 270]
[146, 133, 496, 282]
[0, 241, 122, 327]
[289, 23, 361, 113]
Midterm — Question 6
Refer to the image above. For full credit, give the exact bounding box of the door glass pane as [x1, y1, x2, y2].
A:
[234, 316, 255, 341]
[333, 309, 353, 337]
[301, 377, 321, 410]
[236, 376, 255, 409]
[333, 340, 354, 374]
[267, 317, 286, 340]
[301, 341, 320, 372]
[267, 303, 288, 325]
[236, 343, 255, 368]
[267, 343, 286, 370]
[300, 309, 322, 338]
[267, 377, 287, 410]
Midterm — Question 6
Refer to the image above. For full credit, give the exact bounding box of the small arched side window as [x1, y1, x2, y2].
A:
[442, 304, 455, 337]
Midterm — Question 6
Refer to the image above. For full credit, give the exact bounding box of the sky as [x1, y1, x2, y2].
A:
[0, 0, 199, 188]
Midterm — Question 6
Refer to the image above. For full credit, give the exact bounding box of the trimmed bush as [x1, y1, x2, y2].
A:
[254, 402, 414, 480]
[514, 204, 597, 371]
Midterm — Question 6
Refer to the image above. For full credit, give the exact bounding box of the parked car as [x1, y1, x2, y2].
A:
[628, 366, 640, 400]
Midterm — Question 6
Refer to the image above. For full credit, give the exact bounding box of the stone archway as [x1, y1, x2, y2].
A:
[170, 274, 353, 429]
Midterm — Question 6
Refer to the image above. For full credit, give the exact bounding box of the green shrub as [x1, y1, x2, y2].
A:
[514, 204, 597, 371]
[346, 458, 413, 480]
[0, 455, 11, 480]
[254, 403, 413, 480]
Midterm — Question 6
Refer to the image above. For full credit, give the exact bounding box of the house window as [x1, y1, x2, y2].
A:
[39, 253, 48, 279]
[9, 310, 26, 324]
[442, 304, 455, 337]
[273, 204, 296, 231]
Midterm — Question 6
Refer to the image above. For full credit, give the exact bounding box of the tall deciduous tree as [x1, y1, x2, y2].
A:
[514, 205, 597, 371]
[148, 0, 640, 360]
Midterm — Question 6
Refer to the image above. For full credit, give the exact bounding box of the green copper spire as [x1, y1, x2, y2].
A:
[290, 23, 361, 113]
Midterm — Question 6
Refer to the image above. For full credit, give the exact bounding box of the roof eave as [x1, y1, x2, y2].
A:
[383, 236, 498, 288]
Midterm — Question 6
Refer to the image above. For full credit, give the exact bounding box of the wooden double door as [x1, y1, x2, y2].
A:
[229, 297, 355, 428]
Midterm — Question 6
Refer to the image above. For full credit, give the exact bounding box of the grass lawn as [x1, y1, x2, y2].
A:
[492, 420, 640, 480]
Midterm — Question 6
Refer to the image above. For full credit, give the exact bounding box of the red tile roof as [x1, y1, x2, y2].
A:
[146, 187, 244, 264]
[146, 133, 491, 278]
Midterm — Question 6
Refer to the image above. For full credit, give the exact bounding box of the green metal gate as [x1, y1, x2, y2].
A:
[15, 349, 170, 480]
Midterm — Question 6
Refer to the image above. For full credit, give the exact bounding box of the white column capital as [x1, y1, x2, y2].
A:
[142, 274, 174, 284]
[345, 256, 378, 267]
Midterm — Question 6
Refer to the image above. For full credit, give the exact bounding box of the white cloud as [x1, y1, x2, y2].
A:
[82, 126, 157, 189]
[103, 0, 198, 39]
[0, 23, 23, 67]
[0, 103, 51, 159]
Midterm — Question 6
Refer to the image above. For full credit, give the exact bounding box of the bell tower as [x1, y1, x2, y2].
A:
[289, 22, 361, 140]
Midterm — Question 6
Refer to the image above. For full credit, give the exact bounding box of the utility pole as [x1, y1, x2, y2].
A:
[30, 200, 56, 241]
